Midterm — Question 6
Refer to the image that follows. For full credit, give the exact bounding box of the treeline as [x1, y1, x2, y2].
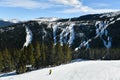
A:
[73, 48, 120, 60]
[0, 42, 72, 74]
[1, 42, 120, 74]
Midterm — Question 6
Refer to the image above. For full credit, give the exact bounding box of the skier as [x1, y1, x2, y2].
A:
[49, 69, 52, 75]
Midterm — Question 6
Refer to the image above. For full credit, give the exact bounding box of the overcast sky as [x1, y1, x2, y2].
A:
[0, 0, 119, 20]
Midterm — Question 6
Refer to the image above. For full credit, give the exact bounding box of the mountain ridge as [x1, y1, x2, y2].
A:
[0, 11, 120, 50]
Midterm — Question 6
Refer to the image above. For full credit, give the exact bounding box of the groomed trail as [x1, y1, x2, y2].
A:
[1, 60, 120, 80]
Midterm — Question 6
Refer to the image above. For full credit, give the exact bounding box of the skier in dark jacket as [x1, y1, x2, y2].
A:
[49, 69, 52, 75]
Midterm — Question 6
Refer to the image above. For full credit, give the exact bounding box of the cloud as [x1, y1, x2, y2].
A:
[0, 0, 52, 9]
[60, 8, 120, 14]
[49, 0, 82, 8]
[51, 0, 120, 14]
[0, 0, 119, 14]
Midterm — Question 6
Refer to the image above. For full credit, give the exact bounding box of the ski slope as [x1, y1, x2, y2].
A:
[1, 60, 120, 80]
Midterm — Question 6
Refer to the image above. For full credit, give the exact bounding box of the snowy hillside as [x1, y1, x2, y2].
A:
[0, 11, 120, 50]
[0, 19, 20, 27]
[2, 19, 20, 23]
[32, 17, 58, 22]
[1, 60, 120, 80]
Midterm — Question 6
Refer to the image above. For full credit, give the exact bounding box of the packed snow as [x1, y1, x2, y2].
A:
[60, 27, 67, 46]
[75, 19, 114, 50]
[1, 60, 120, 80]
[110, 18, 114, 21]
[67, 24, 75, 47]
[100, 11, 120, 18]
[95, 21, 112, 48]
[23, 26, 33, 47]
[59, 23, 75, 46]
[52, 23, 60, 45]
[75, 40, 90, 50]
[42, 28, 47, 40]
[102, 37, 112, 49]
[117, 17, 120, 21]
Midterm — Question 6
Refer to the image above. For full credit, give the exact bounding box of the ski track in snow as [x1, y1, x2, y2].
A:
[52, 23, 60, 45]
[68, 24, 75, 47]
[60, 23, 75, 46]
[1, 60, 120, 80]
[52, 22, 75, 46]
[117, 17, 120, 21]
[60, 28, 66, 46]
[95, 21, 112, 49]
[23, 26, 33, 47]
[42, 28, 47, 40]
[75, 18, 116, 50]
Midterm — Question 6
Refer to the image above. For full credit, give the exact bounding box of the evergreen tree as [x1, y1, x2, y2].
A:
[2, 48, 12, 72]
[34, 42, 41, 69]
[66, 45, 72, 63]
[41, 43, 46, 67]
[62, 44, 72, 63]
[0, 51, 3, 71]
[56, 43, 64, 65]
[27, 44, 35, 66]
[12, 49, 21, 70]
[50, 44, 56, 66]
[16, 50, 27, 74]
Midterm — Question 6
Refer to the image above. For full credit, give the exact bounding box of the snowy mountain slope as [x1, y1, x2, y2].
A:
[0, 19, 20, 27]
[3, 19, 20, 23]
[100, 11, 120, 18]
[31, 17, 58, 22]
[1, 60, 120, 80]
[0, 11, 120, 50]
[23, 26, 33, 47]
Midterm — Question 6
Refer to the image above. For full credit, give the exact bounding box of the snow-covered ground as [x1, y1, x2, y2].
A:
[23, 26, 33, 47]
[32, 17, 58, 22]
[1, 60, 120, 80]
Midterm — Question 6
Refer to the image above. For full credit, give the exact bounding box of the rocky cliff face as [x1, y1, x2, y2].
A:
[0, 12, 120, 50]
